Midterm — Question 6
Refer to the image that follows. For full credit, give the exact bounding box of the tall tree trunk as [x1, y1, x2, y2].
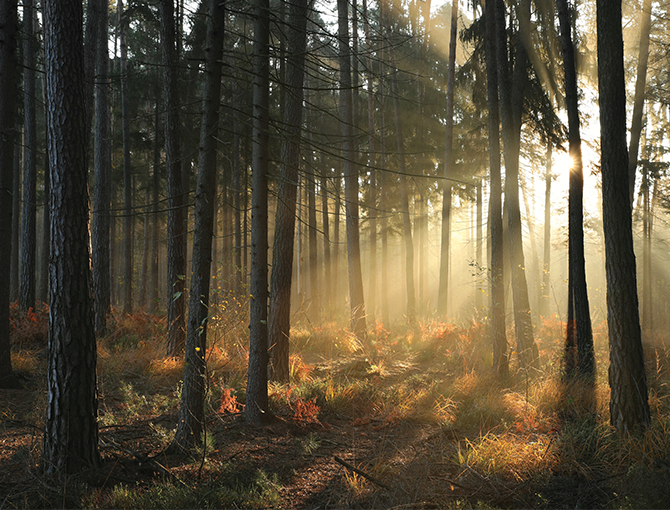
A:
[162, 0, 187, 355]
[338, 0, 367, 338]
[150, 89, 161, 314]
[306, 128, 318, 316]
[378, 5, 389, 327]
[246, 0, 271, 426]
[494, 0, 539, 370]
[119, 0, 133, 314]
[233, 79, 244, 295]
[485, 0, 508, 379]
[539, 144, 552, 318]
[0, 0, 21, 389]
[10, 128, 20, 302]
[388, 45, 417, 330]
[92, 0, 112, 335]
[171, 0, 224, 451]
[321, 164, 331, 312]
[627, 0, 652, 206]
[437, 0, 458, 316]
[475, 180, 483, 310]
[363, 0, 376, 321]
[268, 0, 309, 384]
[596, 0, 650, 432]
[20, 0, 37, 312]
[641, 167, 652, 330]
[38, 134, 50, 305]
[557, 0, 594, 379]
[42, 0, 100, 472]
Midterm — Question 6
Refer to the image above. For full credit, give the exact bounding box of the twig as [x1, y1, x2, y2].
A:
[333, 455, 391, 490]
[463, 464, 500, 497]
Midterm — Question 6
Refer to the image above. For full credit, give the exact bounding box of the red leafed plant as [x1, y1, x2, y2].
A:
[219, 388, 243, 414]
[291, 397, 321, 424]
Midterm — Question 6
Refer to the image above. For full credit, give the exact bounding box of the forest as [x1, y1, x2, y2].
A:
[1, 0, 670, 507]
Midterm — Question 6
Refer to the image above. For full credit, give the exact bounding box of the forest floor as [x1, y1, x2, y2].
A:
[2, 305, 670, 509]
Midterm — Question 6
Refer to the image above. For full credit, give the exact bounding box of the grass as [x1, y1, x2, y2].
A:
[5, 307, 670, 508]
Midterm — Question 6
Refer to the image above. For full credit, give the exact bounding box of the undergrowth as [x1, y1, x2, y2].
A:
[5, 306, 670, 509]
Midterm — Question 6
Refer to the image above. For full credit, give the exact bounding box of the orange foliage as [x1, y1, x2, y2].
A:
[219, 388, 243, 414]
[291, 397, 321, 424]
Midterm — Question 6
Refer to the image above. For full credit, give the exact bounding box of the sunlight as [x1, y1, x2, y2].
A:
[555, 149, 575, 173]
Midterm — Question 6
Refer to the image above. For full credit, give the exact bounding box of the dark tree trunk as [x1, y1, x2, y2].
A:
[338, 0, 367, 338]
[494, 0, 539, 370]
[321, 167, 331, 311]
[42, 0, 101, 473]
[119, 0, 133, 315]
[171, 0, 224, 451]
[306, 129, 318, 317]
[627, 0, 652, 206]
[268, 0, 308, 383]
[38, 136, 50, 305]
[233, 79, 244, 295]
[485, 0, 508, 380]
[557, 0, 594, 379]
[539, 144, 552, 318]
[0, 0, 21, 389]
[20, 0, 37, 312]
[10, 130, 20, 303]
[437, 0, 458, 316]
[378, 3, 389, 327]
[92, 0, 111, 335]
[596, 0, 650, 432]
[246, 0, 271, 426]
[150, 91, 161, 314]
[475, 181, 483, 310]
[641, 169, 652, 330]
[161, 0, 187, 355]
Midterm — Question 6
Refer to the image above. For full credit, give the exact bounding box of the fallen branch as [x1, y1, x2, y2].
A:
[463, 464, 500, 497]
[333, 455, 391, 490]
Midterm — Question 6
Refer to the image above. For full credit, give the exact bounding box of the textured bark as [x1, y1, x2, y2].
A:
[119, 0, 133, 315]
[246, 0, 271, 426]
[484, 0, 508, 380]
[627, 0, 652, 206]
[0, 0, 21, 389]
[437, 0, 458, 316]
[494, 0, 539, 371]
[596, 0, 650, 432]
[161, 0, 187, 355]
[20, 0, 37, 312]
[268, 0, 308, 384]
[92, 0, 111, 335]
[338, 0, 367, 338]
[42, 0, 100, 473]
[171, 0, 224, 451]
[557, 0, 594, 378]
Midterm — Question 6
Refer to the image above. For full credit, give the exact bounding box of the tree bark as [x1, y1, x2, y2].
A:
[437, 0, 458, 317]
[246, 0, 271, 426]
[0, 0, 21, 389]
[557, 0, 594, 378]
[20, 0, 37, 312]
[119, 0, 133, 315]
[92, 0, 111, 335]
[268, 0, 309, 383]
[161, 0, 187, 355]
[494, 0, 539, 371]
[42, 0, 101, 473]
[485, 0, 508, 380]
[338, 0, 367, 339]
[596, 0, 650, 432]
[171, 0, 224, 451]
[627, 0, 652, 206]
